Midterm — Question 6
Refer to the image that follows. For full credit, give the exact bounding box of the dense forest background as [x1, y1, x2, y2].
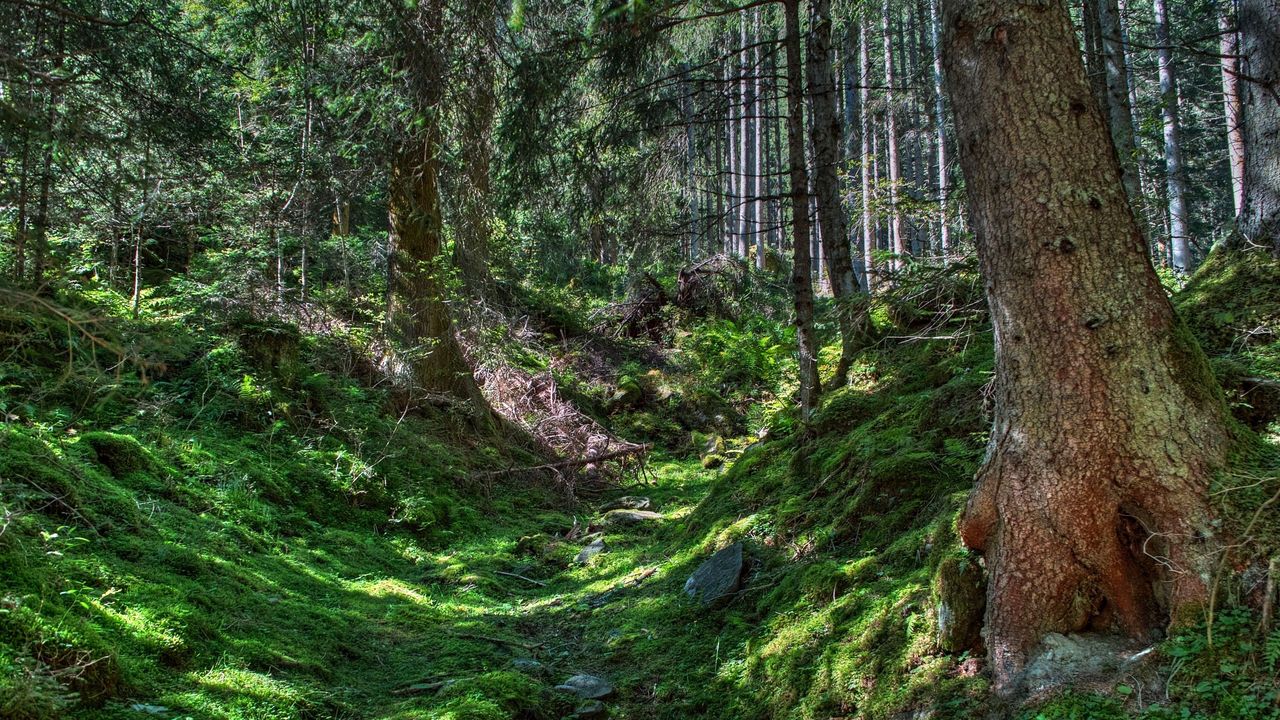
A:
[1, 0, 1279, 718]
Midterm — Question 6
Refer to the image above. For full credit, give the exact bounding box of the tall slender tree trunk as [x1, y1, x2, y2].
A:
[1154, 0, 1193, 271]
[784, 0, 821, 420]
[943, 0, 1232, 690]
[882, 0, 908, 270]
[929, 0, 951, 260]
[1219, 5, 1245, 217]
[747, 9, 757, 266]
[808, 0, 865, 384]
[1231, 0, 1280, 254]
[1098, 0, 1142, 204]
[456, 2, 497, 293]
[860, 21, 876, 289]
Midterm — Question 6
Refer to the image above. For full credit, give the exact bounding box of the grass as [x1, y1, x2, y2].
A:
[3, 254, 1280, 719]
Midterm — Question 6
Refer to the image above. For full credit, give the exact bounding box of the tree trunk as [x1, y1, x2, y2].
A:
[942, 0, 1233, 690]
[1153, 0, 1193, 271]
[860, 21, 876, 289]
[930, 0, 951, 260]
[808, 0, 865, 384]
[784, 0, 822, 420]
[882, 0, 908, 271]
[389, 1, 486, 405]
[1219, 6, 1245, 217]
[455, 2, 497, 293]
[1233, 0, 1280, 254]
[754, 8, 766, 270]
[1098, 0, 1142, 205]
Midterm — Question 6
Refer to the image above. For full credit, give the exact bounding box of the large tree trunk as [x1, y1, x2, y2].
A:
[1098, 0, 1142, 205]
[942, 0, 1233, 690]
[1232, 0, 1280, 254]
[807, 0, 865, 385]
[388, 1, 486, 405]
[784, 0, 822, 420]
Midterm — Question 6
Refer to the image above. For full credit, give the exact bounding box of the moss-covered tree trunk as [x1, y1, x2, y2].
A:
[941, 0, 1233, 689]
[387, 1, 486, 406]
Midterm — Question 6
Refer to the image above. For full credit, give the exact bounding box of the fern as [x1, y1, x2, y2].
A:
[1265, 628, 1280, 671]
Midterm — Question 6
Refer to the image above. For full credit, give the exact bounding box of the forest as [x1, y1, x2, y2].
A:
[1, 0, 1279, 717]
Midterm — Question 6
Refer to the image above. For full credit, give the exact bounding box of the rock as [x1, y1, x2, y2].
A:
[511, 658, 545, 673]
[130, 704, 170, 715]
[934, 555, 985, 653]
[600, 496, 652, 512]
[684, 542, 745, 607]
[575, 538, 607, 564]
[700, 454, 724, 469]
[599, 509, 663, 526]
[573, 699, 609, 718]
[555, 674, 614, 699]
[1017, 633, 1153, 694]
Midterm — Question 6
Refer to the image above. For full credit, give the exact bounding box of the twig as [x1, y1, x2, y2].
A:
[447, 631, 542, 650]
[470, 444, 652, 480]
[496, 571, 547, 587]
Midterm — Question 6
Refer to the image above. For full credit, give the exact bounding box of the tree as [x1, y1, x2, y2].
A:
[942, 0, 1233, 690]
[807, 0, 865, 384]
[783, 0, 821, 420]
[387, 1, 486, 405]
[882, 0, 908, 270]
[1231, 0, 1280, 254]
[1219, 2, 1245, 217]
[1153, 0, 1193, 271]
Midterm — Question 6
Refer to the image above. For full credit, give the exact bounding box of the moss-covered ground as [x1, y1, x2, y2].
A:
[3, 252, 1280, 719]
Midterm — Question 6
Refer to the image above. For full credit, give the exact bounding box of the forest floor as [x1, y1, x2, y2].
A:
[4, 252, 1280, 720]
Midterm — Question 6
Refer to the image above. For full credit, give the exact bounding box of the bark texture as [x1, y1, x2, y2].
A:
[388, 1, 486, 405]
[784, 0, 822, 420]
[941, 0, 1232, 689]
[807, 0, 865, 384]
[1235, 0, 1280, 254]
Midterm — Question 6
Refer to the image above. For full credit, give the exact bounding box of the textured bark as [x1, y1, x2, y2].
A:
[784, 0, 822, 419]
[807, 0, 865, 384]
[388, 2, 485, 404]
[1154, 0, 1192, 271]
[1219, 7, 1245, 216]
[942, 0, 1232, 689]
[1098, 0, 1142, 204]
[1234, 0, 1280, 254]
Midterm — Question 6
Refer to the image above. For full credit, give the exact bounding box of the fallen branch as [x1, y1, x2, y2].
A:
[471, 444, 652, 480]
[496, 570, 548, 587]
[447, 631, 543, 650]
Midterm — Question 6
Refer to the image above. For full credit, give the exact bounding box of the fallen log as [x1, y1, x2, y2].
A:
[470, 444, 652, 481]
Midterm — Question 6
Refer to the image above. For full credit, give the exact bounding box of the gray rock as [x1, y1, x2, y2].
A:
[573, 699, 609, 718]
[600, 496, 652, 512]
[684, 542, 745, 607]
[130, 705, 170, 715]
[599, 509, 663, 526]
[511, 658, 545, 673]
[1018, 633, 1153, 693]
[575, 538, 607, 564]
[555, 674, 614, 699]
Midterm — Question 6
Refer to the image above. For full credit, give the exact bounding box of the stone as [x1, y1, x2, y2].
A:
[684, 542, 745, 607]
[511, 658, 545, 673]
[599, 509, 663, 526]
[575, 538, 607, 564]
[1017, 633, 1154, 694]
[130, 704, 170, 715]
[600, 496, 652, 512]
[934, 555, 985, 653]
[573, 699, 609, 718]
[700, 454, 724, 469]
[555, 674, 614, 699]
